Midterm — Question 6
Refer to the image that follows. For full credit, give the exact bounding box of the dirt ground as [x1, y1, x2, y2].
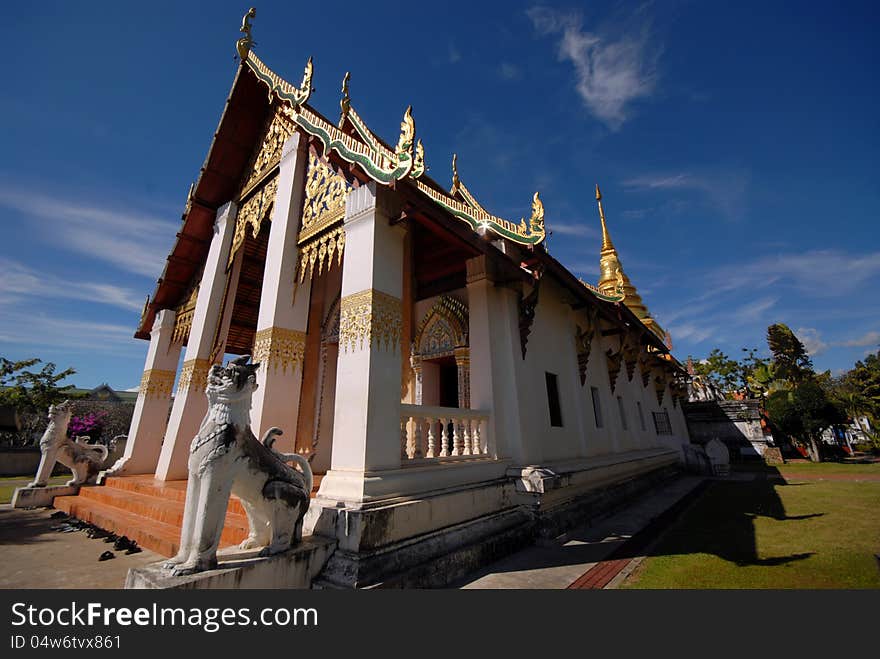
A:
[0, 505, 162, 589]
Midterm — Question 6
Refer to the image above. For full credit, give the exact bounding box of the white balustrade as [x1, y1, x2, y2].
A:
[400, 404, 490, 464]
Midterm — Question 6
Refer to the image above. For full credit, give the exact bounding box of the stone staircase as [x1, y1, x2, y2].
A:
[53, 474, 322, 558]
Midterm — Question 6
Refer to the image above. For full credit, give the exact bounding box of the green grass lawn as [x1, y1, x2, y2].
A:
[0, 475, 70, 504]
[734, 461, 880, 477]
[623, 462, 880, 589]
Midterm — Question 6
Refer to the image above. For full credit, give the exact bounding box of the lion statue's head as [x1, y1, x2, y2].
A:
[47, 400, 73, 425]
[206, 355, 261, 405]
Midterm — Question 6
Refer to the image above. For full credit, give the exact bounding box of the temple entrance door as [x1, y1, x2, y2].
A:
[438, 358, 459, 408]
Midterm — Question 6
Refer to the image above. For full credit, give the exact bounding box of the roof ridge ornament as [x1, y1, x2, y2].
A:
[396, 106, 415, 157]
[236, 7, 256, 61]
[339, 72, 351, 128]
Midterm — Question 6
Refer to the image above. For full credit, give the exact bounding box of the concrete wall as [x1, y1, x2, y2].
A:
[682, 399, 771, 459]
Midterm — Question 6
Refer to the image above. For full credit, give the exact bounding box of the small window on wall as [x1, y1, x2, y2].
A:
[591, 386, 603, 428]
[653, 410, 672, 435]
[637, 401, 647, 431]
[545, 372, 563, 427]
[616, 396, 628, 430]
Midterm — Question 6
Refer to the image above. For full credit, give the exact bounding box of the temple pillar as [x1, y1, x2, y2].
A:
[154, 201, 238, 481]
[108, 309, 181, 475]
[249, 131, 310, 453]
[410, 354, 423, 405]
[454, 346, 471, 408]
[317, 182, 404, 503]
[466, 255, 523, 462]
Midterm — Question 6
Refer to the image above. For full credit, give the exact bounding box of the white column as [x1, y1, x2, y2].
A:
[108, 309, 181, 475]
[249, 131, 310, 453]
[155, 201, 238, 481]
[466, 256, 523, 462]
[317, 182, 404, 503]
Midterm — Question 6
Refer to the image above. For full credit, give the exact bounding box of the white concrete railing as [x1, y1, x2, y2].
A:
[400, 404, 490, 463]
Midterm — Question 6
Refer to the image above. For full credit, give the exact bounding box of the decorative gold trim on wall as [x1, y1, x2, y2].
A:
[339, 288, 402, 353]
[229, 175, 278, 268]
[177, 358, 211, 395]
[252, 326, 307, 375]
[138, 369, 176, 399]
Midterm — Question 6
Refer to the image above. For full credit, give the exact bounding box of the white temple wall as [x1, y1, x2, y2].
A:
[512, 287, 586, 464]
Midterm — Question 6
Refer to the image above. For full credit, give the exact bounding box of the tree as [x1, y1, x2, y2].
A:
[0, 358, 78, 414]
[692, 347, 771, 398]
[845, 350, 880, 426]
[0, 358, 79, 446]
[692, 349, 741, 394]
[765, 380, 846, 462]
[766, 323, 813, 383]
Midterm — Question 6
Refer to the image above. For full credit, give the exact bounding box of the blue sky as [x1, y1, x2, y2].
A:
[2, 1, 878, 389]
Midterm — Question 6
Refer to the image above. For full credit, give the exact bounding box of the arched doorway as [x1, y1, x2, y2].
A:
[411, 295, 470, 410]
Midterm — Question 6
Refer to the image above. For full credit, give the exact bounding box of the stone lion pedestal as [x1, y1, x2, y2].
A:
[125, 537, 336, 589]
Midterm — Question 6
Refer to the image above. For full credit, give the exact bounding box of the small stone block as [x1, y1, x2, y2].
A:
[11, 485, 80, 509]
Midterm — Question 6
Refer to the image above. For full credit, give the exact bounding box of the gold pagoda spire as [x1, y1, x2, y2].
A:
[596, 184, 615, 251]
[595, 184, 666, 340]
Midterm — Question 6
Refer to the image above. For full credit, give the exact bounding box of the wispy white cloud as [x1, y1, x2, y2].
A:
[838, 331, 880, 348]
[527, 6, 659, 129]
[666, 322, 715, 345]
[499, 62, 521, 80]
[734, 296, 778, 324]
[448, 42, 462, 64]
[0, 186, 176, 278]
[0, 310, 138, 356]
[705, 249, 880, 297]
[621, 208, 650, 220]
[0, 258, 144, 312]
[548, 220, 598, 237]
[796, 327, 828, 356]
[623, 169, 750, 221]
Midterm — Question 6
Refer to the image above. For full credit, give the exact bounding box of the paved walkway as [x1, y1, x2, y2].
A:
[0, 505, 162, 588]
[454, 475, 707, 589]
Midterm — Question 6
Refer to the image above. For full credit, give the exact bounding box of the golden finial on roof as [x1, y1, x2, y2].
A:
[301, 56, 314, 93]
[339, 72, 351, 128]
[596, 183, 614, 251]
[451, 153, 460, 195]
[396, 105, 415, 155]
[530, 192, 544, 234]
[236, 7, 256, 60]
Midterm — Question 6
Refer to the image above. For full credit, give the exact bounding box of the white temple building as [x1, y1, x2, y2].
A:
[56, 12, 692, 588]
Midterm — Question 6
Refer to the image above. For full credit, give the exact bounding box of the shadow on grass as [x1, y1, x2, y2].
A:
[644, 467, 820, 567]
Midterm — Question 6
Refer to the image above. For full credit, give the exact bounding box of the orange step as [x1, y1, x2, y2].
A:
[52, 473, 324, 558]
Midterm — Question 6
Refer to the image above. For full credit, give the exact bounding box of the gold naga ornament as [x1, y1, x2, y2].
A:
[234, 9, 546, 247]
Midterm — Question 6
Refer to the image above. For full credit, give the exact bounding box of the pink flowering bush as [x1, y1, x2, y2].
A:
[67, 410, 108, 441]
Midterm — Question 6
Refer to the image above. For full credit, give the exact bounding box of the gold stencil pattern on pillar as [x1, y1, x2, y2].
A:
[171, 278, 201, 345]
[177, 358, 211, 394]
[252, 326, 307, 374]
[298, 154, 349, 282]
[138, 369, 176, 399]
[339, 289, 402, 353]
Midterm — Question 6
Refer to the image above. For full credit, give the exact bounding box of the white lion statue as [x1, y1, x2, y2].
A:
[28, 400, 109, 488]
[162, 355, 313, 576]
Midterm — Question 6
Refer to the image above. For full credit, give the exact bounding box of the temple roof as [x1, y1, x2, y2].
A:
[136, 11, 679, 367]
